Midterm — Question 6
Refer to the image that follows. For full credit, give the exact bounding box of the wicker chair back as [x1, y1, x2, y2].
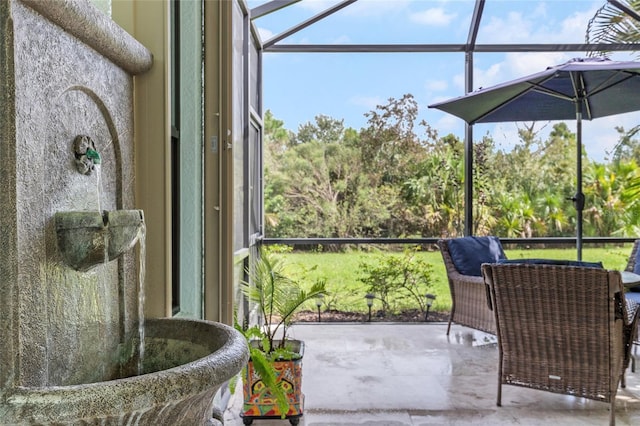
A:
[482, 263, 639, 426]
[438, 238, 499, 335]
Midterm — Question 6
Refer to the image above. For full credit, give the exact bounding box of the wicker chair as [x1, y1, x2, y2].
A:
[624, 239, 640, 371]
[482, 263, 640, 426]
[625, 239, 640, 274]
[438, 237, 505, 335]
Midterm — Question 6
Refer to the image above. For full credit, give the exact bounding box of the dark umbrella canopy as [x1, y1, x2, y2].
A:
[429, 57, 640, 124]
[428, 57, 640, 260]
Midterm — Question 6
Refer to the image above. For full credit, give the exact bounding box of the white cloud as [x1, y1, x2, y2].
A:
[470, 53, 574, 92]
[452, 72, 465, 93]
[349, 95, 383, 110]
[410, 8, 457, 26]
[476, 4, 599, 45]
[295, 0, 411, 18]
[434, 113, 464, 135]
[425, 79, 448, 92]
[554, 9, 598, 43]
[473, 62, 505, 89]
[503, 52, 570, 79]
[531, 2, 548, 20]
[479, 12, 533, 44]
[341, 0, 411, 17]
[583, 112, 640, 161]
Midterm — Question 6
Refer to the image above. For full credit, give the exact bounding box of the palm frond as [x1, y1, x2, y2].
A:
[586, 1, 640, 58]
[240, 247, 328, 350]
[247, 345, 290, 416]
[238, 248, 327, 417]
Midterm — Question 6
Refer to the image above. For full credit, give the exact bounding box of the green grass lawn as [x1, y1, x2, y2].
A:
[275, 244, 634, 315]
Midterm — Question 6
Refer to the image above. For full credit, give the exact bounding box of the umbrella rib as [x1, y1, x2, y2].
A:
[472, 79, 573, 123]
[576, 70, 640, 120]
[571, 72, 589, 119]
[585, 70, 638, 97]
[528, 82, 574, 102]
[500, 71, 640, 121]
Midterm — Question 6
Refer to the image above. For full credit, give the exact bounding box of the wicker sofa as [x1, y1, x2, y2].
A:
[438, 236, 506, 335]
[482, 263, 640, 426]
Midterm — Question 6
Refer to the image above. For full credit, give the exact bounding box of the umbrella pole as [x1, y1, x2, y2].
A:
[575, 101, 584, 261]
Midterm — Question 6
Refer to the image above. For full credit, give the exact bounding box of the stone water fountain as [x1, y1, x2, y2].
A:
[0, 1, 248, 424]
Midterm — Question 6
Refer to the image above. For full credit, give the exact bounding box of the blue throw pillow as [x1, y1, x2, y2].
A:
[448, 236, 506, 276]
[633, 246, 640, 275]
[496, 258, 603, 269]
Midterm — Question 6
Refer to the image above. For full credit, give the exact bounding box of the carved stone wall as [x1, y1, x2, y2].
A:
[0, 0, 151, 394]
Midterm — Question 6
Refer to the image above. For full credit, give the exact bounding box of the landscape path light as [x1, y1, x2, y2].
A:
[365, 293, 375, 322]
[315, 294, 324, 322]
[425, 293, 436, 321]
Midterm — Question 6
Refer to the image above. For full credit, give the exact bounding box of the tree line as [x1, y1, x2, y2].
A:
[264, 2, 640, 244]
[264, 94, 640, 243]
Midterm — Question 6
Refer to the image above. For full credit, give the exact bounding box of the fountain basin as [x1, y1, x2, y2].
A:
[54, 210, 145, 271]
[3, 318, 249, 425]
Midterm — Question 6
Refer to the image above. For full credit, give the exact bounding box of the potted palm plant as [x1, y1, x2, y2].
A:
[239, 248, 326, 426]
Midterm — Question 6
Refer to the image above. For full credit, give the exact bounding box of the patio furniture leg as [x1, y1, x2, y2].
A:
[496, 352, 502, 407]
[446, 315, 453, 335]
[609, 401, 615, 426]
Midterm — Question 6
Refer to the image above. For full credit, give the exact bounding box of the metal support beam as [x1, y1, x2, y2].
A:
[264, 43, 640, 53]
[464, 51, 474, 237]
[467, 0, 485, 46]
[250, 0, 301, 20]
[462, 0, 485, 237]
[608, 0, 640, 23]
[263, 0, 359, 48]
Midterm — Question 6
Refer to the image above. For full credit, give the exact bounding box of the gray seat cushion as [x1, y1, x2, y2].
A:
[496, 258, 603, 269]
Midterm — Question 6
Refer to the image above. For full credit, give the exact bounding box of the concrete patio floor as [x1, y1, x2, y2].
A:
[223, 322, 640, 425]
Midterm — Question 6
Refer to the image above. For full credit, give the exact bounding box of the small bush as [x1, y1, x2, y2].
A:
[358, 247, 436, 315]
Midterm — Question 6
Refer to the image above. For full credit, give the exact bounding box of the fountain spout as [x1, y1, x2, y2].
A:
[107, 209, 145, 261]
[54, 210, 144, 272]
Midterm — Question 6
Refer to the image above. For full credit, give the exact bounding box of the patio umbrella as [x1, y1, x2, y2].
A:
[429, 57, 640, 260]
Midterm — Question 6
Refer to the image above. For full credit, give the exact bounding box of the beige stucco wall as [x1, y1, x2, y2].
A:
[112, 1, 172, 318]
[111, 0, 239, 324]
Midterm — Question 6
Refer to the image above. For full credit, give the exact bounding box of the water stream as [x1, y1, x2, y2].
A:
[137, 224, 147, 375]
[95, 164, 102, 213]
[95, 159, 147, 375]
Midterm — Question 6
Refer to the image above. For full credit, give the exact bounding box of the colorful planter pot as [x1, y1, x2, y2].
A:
[241, 340, 304, 425]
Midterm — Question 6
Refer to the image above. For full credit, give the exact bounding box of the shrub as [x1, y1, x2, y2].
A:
[358, 247, 436, 315]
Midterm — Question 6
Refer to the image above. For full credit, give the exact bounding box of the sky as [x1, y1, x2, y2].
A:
[248, 0, 640, 162]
